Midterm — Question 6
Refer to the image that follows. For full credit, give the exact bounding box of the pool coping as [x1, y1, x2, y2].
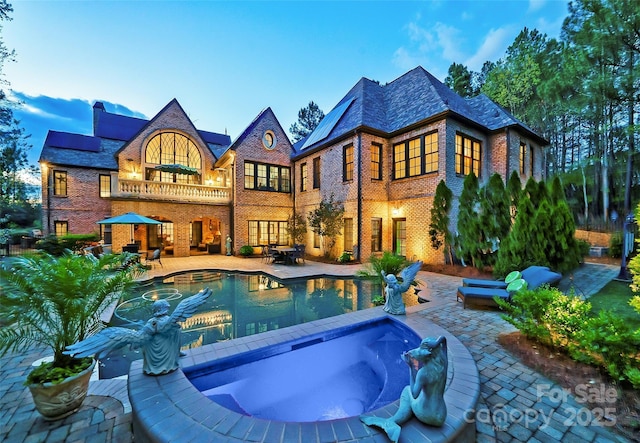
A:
[128, 305, 479, 443]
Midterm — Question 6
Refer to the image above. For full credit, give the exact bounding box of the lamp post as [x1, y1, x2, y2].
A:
[615, 213, 635, 282]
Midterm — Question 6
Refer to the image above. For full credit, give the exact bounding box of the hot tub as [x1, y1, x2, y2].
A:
[129, 308, 479, 443]
[187, 317, 421, 421]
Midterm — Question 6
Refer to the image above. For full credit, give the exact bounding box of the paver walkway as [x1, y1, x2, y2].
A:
[0, 256, 629, 442]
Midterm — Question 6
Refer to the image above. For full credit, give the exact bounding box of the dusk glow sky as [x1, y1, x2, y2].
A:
[6, 0, 570, 166]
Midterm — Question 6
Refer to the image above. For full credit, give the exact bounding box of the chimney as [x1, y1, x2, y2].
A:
[93, 101, 105, 135]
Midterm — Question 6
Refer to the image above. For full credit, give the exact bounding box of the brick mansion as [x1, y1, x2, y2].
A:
[39, 66, 547, 263]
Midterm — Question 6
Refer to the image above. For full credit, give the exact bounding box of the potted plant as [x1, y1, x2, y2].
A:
[0, 251, 142, 420]
[239, 244, 255, 257]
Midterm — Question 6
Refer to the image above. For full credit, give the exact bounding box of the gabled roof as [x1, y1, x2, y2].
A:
[40, 100, 231, 169]
[226, 107, 293, 154]
[296, 66, 548, 155]
[114, 99, 231, 160]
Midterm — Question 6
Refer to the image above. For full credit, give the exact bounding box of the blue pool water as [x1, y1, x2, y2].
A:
[102, 271, 419, 378]
[186, 317, 421, 422]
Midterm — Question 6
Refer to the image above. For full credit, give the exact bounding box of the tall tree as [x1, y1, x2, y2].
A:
[444, 63, 475, 97]
[562, 0, 640, 219]
[480, 173, 511, 265]
[0, 1, 36, 221]
[456, 173, 483, 268]
[307, 193, 344, 258]
[289, 101, 325, 143]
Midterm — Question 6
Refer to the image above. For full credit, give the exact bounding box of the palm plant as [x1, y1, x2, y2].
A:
[0, 251, 142, 382]
[356, 251, 412, 285]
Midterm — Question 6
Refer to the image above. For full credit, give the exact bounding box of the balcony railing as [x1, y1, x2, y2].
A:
[111, 177, 231, 204]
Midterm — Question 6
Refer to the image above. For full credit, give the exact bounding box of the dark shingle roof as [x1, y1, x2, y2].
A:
[297, 66, 547, 155]
[39, 131, 121, 169]
[95, 112, 147, 141]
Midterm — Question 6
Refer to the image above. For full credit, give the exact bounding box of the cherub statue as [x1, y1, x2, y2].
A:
[65, 288, 212, 375]
[381, 261, 422, 315]
[361, 336, 448, 442]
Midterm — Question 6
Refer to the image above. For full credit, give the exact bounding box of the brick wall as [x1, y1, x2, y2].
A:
[232, 109, 295, 252]
[41, 165, 112, 236]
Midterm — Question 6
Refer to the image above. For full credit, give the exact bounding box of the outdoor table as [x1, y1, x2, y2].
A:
[274, 247, 296, 265]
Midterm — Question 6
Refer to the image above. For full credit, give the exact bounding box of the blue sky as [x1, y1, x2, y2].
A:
[5, 0, 570, 167]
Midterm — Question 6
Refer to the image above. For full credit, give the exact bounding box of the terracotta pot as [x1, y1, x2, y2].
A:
[27, 360, 95, 421]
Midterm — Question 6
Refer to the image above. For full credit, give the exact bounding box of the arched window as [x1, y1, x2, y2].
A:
[144, 132, 202, 184]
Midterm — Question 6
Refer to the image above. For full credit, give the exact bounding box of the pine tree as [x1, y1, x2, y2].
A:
[549, 175, 565, 205]
[456, 173, 483, 268]
[480, 173, 511, 266]
[289, 101, 325, 143]
[494, 195, 537, 277]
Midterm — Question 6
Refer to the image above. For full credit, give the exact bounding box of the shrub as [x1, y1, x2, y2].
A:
[497, 286, 590, 348]
[576, 239, 591, 258]
[570, 310, 640, 385]
[337, 251, 352, 263]
[498, 286, 640, 388]
[239, 245, 254, 256]
[356, 251, 412, 287]
[609, 231, 623, 258]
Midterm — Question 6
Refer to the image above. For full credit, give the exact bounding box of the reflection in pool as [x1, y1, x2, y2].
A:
[101, 271, 419, 378]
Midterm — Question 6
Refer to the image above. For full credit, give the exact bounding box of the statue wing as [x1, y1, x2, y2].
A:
[169, 288, 212, 323]
[398, 261, 423, 293]
[64, 326, 151, 359]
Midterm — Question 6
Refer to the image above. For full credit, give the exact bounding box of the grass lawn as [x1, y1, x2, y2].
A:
[588, 280, 640, 329]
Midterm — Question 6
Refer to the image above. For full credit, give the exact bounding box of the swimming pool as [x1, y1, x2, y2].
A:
[101, 270, 419, 378]
[187, 317, 421, 422]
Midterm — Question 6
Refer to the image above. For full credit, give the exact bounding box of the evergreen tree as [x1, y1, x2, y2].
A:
[456, 173, 483, 268]
[444, 63, 475, 97]
[549, 175, 565, 205]
[429, 180, 453, 263]
[289, 101, 325, 143]
[507, 170, 522, 219]
[494, 195, 537, 277]
[480, 173, 511, 265]
[549, 199, 581, 273]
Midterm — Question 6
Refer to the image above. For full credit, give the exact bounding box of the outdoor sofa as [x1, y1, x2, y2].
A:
[456, 265, 562, 309]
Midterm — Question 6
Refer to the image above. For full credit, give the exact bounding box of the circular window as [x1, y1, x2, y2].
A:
[262, 130, 277, 150]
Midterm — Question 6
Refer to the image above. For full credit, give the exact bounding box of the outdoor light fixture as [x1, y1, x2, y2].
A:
[392, 207, 400, 216]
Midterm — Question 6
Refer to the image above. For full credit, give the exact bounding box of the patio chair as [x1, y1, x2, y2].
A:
[269, 246, 284, 264]
[145, 249, 163, 268]
[462, 266, 559, 290]
[287, 244, 301, 265]
[261, 245, 272, 263]
[457, 266, 562, 309]
[292, 244, 305, 264]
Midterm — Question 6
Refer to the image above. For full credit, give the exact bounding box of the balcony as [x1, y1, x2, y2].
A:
[111, 177, 231, 204]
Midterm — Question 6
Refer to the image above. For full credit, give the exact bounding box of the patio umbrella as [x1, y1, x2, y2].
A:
[153, 164, 199, 175]
[97, 212, 162, 244]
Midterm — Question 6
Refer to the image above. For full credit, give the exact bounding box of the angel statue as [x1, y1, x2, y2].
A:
[381, 261, 423, 315]
[65, 288, 212, 375]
